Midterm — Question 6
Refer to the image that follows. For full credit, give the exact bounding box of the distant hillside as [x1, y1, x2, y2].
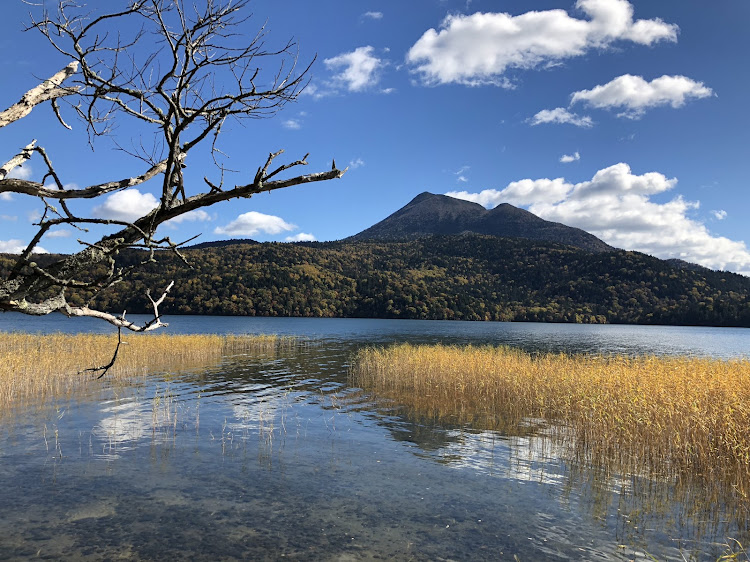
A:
[665, 258, 712, 273]
[349, 192, 614, 253]
[7, 234, 743, 327]
[185, 239, 260, 250]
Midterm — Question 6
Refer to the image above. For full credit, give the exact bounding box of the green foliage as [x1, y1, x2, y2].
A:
[4, 234, 750, 326]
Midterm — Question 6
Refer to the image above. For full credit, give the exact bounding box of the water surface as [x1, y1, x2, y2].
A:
[1, 315, 748, 560]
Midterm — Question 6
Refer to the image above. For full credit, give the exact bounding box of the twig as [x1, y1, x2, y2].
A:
[80, 326, 123, 379]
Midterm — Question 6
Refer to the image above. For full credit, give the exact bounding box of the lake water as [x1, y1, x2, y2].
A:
[1, 314, 749, 560]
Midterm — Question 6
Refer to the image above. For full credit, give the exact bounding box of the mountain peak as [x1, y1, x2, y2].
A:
[405, 192, 485, 211]
[349, 192, 614, 252]
[409, 191, 438, 203]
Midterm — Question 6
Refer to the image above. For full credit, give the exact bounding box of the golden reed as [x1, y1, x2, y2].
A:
[351, 344, 750, 489]
[0, 332, 287, 418]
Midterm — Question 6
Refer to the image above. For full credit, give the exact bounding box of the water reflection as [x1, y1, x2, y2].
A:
[1, 329, 749, 560]
[365, 400, 750, 560]
[92, 384, 182, 460]
[94, 397, 150, 453]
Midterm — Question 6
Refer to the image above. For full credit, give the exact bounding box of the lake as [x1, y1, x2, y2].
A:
[1, 314, 749, 560]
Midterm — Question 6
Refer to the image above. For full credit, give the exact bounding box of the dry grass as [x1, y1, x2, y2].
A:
[351, 343, 750, 489]
[0, 332, 290, 418]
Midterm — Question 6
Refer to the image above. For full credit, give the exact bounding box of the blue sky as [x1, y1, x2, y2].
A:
[1, 1, 749, 274]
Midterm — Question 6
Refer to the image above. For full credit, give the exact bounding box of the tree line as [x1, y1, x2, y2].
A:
[3, 234, 749, 327]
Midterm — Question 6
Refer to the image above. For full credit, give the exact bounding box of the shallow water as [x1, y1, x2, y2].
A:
[1, 316, 749, 560]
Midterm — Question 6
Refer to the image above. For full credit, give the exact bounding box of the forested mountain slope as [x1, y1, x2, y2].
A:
[5, 235, 746, 326]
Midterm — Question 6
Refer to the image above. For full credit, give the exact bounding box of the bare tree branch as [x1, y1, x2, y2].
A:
[0, 63, 79, 128]
[1, 0, 346, 344]
[0, 140, 37, 181]
[80, 327, 123, 379]
[63, 281, 174, 332]
[1, 157, 173, 199]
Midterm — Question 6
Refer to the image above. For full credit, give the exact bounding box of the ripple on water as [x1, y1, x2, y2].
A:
[1, 321, 749, 560]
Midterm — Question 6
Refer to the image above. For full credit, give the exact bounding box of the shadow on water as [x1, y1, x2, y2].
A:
[1, 324, 750, 560]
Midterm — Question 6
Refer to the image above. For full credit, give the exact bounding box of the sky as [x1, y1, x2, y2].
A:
[1, 1, 749, 274]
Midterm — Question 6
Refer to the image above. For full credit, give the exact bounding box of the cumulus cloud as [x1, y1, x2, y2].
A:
[285, 232, 317, 242]
[446, 163, 750, 274]
[349, 158, 366, 169]
[712, 210, 727, 220]
[282, 119, 301, 130]
[530, 108, 593, 128]
[6, 163, 33, 180]
[47, 229, 72, 238]
[165, 209, 212, 227]
[407, 0, 678, 86]
[0, 214, 17, 221]
[0, 193, 12, 201]
[0, 239, 47, 254]
[571, 74, 714, 118]
[362, 11, 383, 20]
[170, 210, 212, 224]
[324, 46, 384, 92]
[214, 211, 296, 237]
[93, 189, 158, 222]
[560, 152, 581, 163]
[448, 177, 572, 207]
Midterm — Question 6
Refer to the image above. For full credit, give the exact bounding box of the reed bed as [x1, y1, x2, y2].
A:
[0, 332, 290, 418]
[351, 344, 750, 490]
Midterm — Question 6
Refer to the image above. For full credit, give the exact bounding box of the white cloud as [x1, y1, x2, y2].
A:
[571, 74, 714, 118]
[446, 163, 750, 274]
[448, 177, 572, 207]
[362, 11, 383, 20]
[451, 165, 470, 183]
[28, 209, 42, 223]
[324, 46, 384, 92]
[349, 158, 365, 170]
[0, 239, 47, 254]
[162, 209, 213, 230]
[530, 108, 593, 128]
[282, 119, 301, 130]
[6, 163, 33, 180]
[93, 189, 158, 222]
[214, 211, 296, 237]
[712, 210, 727, 221]
[285, 233, 317, 242]
[301, 83, 321, 98]
[43, 181, 79, 191]
[0, 214, 17, 221]
[407, 0, 678, 86]
[560, 152, 581, 163]
[47, 229, 72, 238]
[167, 210, 212, 225]
[0, 192, 12, 201]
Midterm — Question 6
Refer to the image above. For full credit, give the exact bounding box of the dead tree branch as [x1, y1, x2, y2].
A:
[0, 62, 79, 129]
[1, 1, 346, 338]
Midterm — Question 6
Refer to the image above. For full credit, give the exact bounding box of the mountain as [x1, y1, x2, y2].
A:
[5, 193, 746, 326]
[6, 234, 745, 327]
[665, 258, 711, 273]
[348, 192, 614, 253]
[186, 238, 260, 250]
